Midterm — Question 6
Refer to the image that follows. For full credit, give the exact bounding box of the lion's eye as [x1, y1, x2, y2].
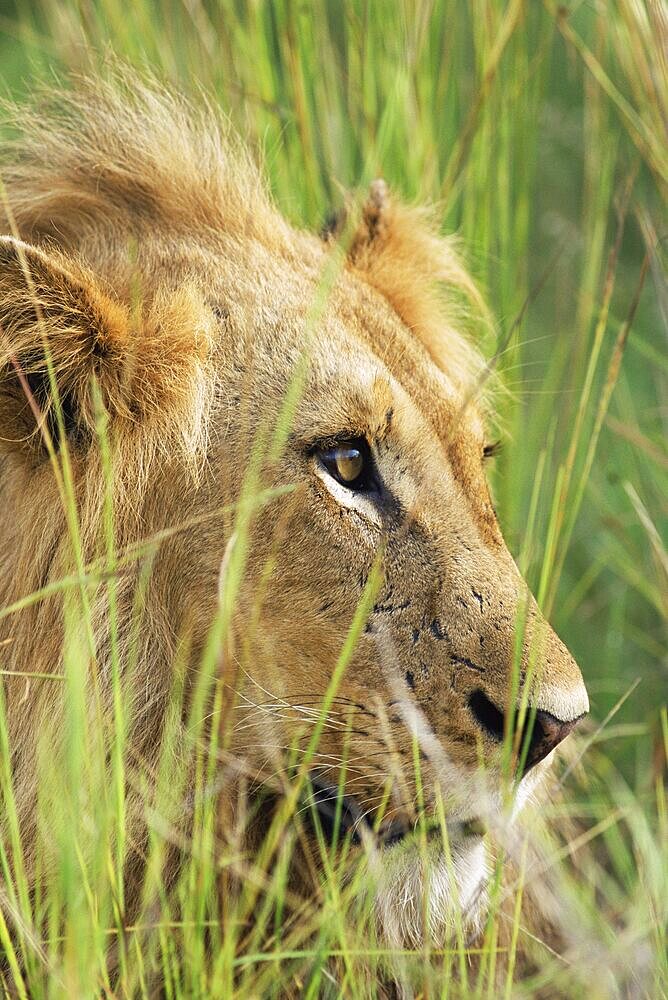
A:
[332, 446, 364, 482]
[317, 438, 376, 492]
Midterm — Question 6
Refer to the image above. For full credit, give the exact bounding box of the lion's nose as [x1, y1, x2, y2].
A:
[468, 689, 584, 775]
[520, 708, 582, 773]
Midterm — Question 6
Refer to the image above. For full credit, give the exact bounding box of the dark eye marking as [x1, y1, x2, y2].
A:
[315, 437, 380, 494]
[483, 439, 502, 461]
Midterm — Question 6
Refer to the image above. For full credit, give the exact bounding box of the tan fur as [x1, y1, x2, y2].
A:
[0, 77, 588, 981]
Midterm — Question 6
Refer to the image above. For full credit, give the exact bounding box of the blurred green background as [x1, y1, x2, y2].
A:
[0, 0, 665, 776]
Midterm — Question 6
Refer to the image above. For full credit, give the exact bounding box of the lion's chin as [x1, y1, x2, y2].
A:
[370, 836, 489, 949]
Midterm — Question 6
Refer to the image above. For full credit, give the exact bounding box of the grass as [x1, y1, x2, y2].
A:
[0, 0, 666, 996]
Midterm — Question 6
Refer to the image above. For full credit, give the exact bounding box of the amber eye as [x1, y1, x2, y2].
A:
[317, 438, 377, 492]
[333, 445, 363, 482]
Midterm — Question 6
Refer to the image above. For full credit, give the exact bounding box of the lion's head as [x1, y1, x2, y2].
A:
[0, 79, 587, 947]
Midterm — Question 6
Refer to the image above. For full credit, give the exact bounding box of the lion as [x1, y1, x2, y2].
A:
[0, 76, 588, 991]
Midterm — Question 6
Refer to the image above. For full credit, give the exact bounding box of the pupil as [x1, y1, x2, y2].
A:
[335, 447, 363, 482]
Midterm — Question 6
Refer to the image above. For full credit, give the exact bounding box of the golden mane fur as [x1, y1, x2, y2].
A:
[0, 75, 589, 989]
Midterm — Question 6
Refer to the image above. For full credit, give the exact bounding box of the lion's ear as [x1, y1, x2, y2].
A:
[333, 181, 491, 378]
[0, 237, 216, 458]
[0, 236, 134, 452]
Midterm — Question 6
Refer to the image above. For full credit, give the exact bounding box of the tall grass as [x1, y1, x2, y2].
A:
[0, 1, 665, 997]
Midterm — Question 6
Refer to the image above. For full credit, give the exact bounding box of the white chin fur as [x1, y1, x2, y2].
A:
[371, 837, 489, 949]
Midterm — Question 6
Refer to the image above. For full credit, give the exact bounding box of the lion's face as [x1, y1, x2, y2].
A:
[168, 217, 589, 941]
[0, 94, 587, 943]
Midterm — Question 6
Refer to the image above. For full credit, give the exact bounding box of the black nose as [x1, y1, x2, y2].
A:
[468, 689, 581, 775]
